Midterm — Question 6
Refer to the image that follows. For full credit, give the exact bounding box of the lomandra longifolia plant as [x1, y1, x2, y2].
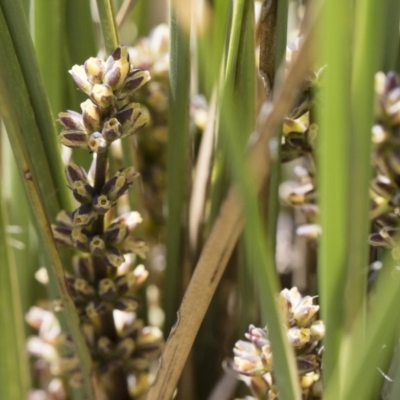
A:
[26, 47, 163, 399]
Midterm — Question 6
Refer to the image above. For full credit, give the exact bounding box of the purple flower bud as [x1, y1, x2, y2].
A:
[84, 57, 105, 84]
[104, 246, 125, 268]
[121, 237, 149, 259]
[71, 228, 90, 251]
[88, 132, 108, 153]
[59, 130, 88, 149]
[58, 110, 85, 130]
[102, 167, 138, 201]
[69, 65, 92, 95]
[102, 118, 121, 142]
[72, 204, 97, 227]
[89, 235, 106, 256]
[81, 99, 102, 132]
[98, 278, 118, 301]
[104, 221, 129, 244]
[72, 255, 94, 281]
[90, 84, 114, 110]
[52, 225, 73, 246]
[92, 194, 112, 214]
[103, 46, 130, 90]
[125, 69, 151, 91]
[114, 296, 139, 312]
[85, 299, 108, 319]
[116, 338, 135, 359]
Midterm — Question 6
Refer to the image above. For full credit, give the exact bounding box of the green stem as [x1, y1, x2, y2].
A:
[96, 0, 119, 52]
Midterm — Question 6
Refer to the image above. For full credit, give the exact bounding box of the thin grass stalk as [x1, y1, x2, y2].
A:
[96, 0, 119, 52]
[343, 0, 386, 382]
[163, 0, 191, 335]
[0, 129, 31, 400]
[147, 25, 315, 400]
[317, 0, 352, 397]
[264, 0, 288, 259]
[381, 1, 400, 71]
[33, 0, 64, 114]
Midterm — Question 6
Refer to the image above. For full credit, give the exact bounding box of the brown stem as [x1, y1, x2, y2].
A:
[91, 148, 131, 399]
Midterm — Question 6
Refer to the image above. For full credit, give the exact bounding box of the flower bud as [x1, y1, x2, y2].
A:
[72, 204, 97, 227]
[287, 326, 311, 347]
[115, 265, 148, 293]
[104, 246, 125, 268]
[85, 299, 108, 319]
[81, 99, 102, 132]
[117, 338, 135, 359]
[73, 255, 94, 281]
[52, 225, 73, 246]
[58, 110, 85, 131]
[104, 46, 130, 90]
[59, 130, 88, 149]
[92, 194, 112, 214]
[98, 278, 118, 301]
[69, 65, 92, 95]
[102, 118, 121, 142]
[296, 354, 320, 374]
[90, 84, 114, 110]
[102, 167, 138, 201]
[121, 237, 149, 259]
[73, 278, 95, 298]
[84, 57, 105, 84]
[88, 132, 108, 153]
[104, 221, 129, 244]
[97, 336, 112, 355]
[115, 103, 149, 138]
[122, 69, 151, 93]
[89, 235, 106, 256]
[310, 320, 325, 341]
[115, 296, 139, 312]
[71, 228, 90, 251]
[137, 326, 163, 354]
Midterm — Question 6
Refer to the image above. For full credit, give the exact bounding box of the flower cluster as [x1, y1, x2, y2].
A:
[26, 305, 83, 398]
[233, 287, 324, 400]
[278, 41, 322, 242]
[26, 46, 163, 398]
[369, 72, 400, 257]
[59, 47, 150, 151]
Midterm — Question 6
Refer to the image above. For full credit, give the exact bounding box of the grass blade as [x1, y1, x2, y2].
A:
[317, 1, 352, 397]
[163, 0, 191, 334]
[0, 134, 31, 400]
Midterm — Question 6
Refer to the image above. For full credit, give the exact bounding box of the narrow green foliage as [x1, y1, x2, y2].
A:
[0, 0, 71, 210]
[34, 0, 64, 114]
[219, 1, 301, 399]
[0, 155, 31, 400]
[96, 0, 119, 52]
[317, 1, 352, 397]
[164, 3, 191, 335]
[342, 0, 386, 386]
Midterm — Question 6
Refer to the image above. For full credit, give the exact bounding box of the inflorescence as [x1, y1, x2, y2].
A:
[27, 46, 163, 399]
